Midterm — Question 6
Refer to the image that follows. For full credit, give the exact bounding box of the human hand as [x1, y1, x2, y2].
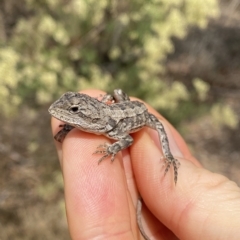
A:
[51, 89, 240, 240]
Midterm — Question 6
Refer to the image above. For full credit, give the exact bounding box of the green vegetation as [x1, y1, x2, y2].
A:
[2, 0, 235, 128]
[1, 0, 219, 113]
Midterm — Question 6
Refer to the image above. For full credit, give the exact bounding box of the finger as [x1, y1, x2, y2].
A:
[130, 113, 240, 239]
[50, 90, 140, 240]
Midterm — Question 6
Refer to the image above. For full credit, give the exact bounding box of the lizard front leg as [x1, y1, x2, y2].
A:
[93, 134, 133, 163]
[54, 124, 75, 143]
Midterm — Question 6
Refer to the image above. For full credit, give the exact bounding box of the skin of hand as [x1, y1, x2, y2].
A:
[51, 89, 240, 240]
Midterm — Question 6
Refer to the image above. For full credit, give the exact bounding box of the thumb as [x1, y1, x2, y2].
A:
[131, 110, 240, 240]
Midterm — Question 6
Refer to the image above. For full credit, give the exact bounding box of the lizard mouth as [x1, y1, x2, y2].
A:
[48, 103, 80, 126]
[48, 104, 66, 122]
[48, 104, 57, 117]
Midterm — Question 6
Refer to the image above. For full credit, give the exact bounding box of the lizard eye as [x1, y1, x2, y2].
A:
[70, 105, 79, 113]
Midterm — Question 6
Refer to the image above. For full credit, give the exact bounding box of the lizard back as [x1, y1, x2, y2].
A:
[105, 101, 149, 133]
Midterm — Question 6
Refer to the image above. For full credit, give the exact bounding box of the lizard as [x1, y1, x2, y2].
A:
[48, 89, 180, 240]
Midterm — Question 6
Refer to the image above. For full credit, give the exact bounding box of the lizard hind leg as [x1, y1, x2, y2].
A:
[146, 113, 180, 185]
[99, 89, 130, 104]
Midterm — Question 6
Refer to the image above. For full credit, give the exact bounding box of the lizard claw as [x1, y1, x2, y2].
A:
[97, 154, 110, 164]
[93, 143, 116, 163]
[93, 143, 110, 154]
[96, 143, 110, 149]
[163, 157, 180, 185]
[93, 150, 106, 154]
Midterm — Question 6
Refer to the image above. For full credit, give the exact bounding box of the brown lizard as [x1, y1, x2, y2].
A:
[48, 89, 180, 240]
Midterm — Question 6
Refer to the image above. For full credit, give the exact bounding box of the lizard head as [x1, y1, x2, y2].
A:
[48, 92, 103, 130]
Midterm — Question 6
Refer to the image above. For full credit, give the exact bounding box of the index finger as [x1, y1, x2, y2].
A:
[50, 89, 140, 239]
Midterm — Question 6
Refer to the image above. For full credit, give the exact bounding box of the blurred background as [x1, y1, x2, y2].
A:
[0, 0, 239, 239]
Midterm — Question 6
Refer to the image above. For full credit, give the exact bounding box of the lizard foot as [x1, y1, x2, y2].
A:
[93, 143, 116, 163]
[54, 124, 74, 143]
[163, 157, 180, 185]
[98, 93, 115, 104]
